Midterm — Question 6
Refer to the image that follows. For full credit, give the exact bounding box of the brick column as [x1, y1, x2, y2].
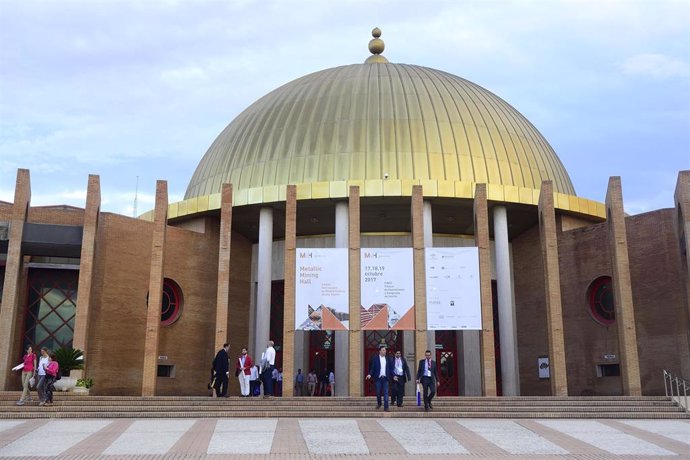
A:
[537, 181, 568, 396]
[348, 186, 362, 396]
[674, 171, 690, 331]
[141, 180, 168, 397]
[282, 185, 297, 397]
[411, 186, 427, 362]
[0, 169, 30, 390]
[605, 176, 642, 396]
[473, 184, 497, 396]
[215, 184, 233, 352]
[71, 175, 101, 380]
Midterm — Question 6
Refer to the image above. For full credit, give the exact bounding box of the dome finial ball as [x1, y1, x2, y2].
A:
[368, 27, 384, 55]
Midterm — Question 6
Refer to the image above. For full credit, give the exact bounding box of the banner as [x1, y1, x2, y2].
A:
[425, 247, 482, 330]
[360, 248, 415, 330]
[295, 248, 349, 330]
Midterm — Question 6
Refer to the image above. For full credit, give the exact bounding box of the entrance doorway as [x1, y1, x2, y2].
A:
[309, 331, 334, 396]
[363, 331, 403, 396]
[435, 330, 458, 396]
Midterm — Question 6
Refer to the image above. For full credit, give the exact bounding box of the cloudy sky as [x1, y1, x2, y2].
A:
[1, 0, 688, 216]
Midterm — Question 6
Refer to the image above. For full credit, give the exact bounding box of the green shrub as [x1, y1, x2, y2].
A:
[53, 347, 84, 376]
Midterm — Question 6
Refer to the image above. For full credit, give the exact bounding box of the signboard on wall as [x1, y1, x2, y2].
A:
[360, 248, 415, 330]
[295, 248, 349, 331]
[425, 247, 482, 330]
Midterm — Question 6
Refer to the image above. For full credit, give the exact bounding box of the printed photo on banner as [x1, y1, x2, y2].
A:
[425, 247, 482, 330]
[295, 248, 349, 330]
[360, 248, 415, 330]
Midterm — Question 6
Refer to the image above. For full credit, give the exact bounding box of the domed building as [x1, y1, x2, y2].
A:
[0, 29, 688, 399]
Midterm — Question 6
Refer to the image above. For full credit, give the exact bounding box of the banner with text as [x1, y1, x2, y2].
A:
[361, 248, 415, 330]
[425, 247, 482, 330]
[295, 248, 349, 331]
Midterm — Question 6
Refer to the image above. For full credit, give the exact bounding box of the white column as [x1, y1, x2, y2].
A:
[423, 201, 435, 353]
[493, 205, 519, 396]
[334, 201, 349, 396]
[255, 207, 273, 356]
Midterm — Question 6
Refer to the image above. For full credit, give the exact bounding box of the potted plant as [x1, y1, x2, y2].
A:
[53, 347, 84, 392]
[73, 377, 94, 395]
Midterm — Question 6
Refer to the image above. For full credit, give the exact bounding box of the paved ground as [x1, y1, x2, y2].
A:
[0, 418, 688, 459]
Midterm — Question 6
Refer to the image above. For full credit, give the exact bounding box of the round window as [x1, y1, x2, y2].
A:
[161, 278, 183, 326]
[587, 276, 615, 326]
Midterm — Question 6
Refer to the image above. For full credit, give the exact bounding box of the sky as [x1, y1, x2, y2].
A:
[1, 0, 688, 216]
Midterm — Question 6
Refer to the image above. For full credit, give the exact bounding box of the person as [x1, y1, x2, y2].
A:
[276, 368, 283, 396]
[390, 350, 411, 407]
[249, 364, 260, 397]
[212, 343, 230, 398]
[366, 345, 394, 411]
[319, 370, 329, 396]
[271, 367, 279, 396]
[16, 345, 37, 405]
[41, 352, 59, 407]
[307, 370, 317, 396]
[36, 347, 50, 404]
[416, 349, 440, 411]
[294, 368, 304, 396]
[261, 340, 276, 397]
[235, 347, 253, 397]
[328, 370, 335, 397]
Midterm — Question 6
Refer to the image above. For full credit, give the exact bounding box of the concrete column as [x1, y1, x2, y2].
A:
[538, 181, 569, 396]
[282, 186, 297, 396]
[255, 206, 273, 358]
[214, 184, 233, 352]
[605, 177, 642, 396]
[334, 201, 349, 396]
[423, 201, 435, 354]
[0, 169, 30, 390]
[411, 186, 427, 363]
[493, 205, 519, 396]
[473, 184, 497, 396]
[142, 180, 168, 396]
[348, 187, 362, 396]
[71, 175, 101, 380]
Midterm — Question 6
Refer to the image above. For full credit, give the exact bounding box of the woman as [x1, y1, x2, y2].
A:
[41, 352, 59, 407]
[16, 345, 36, 405]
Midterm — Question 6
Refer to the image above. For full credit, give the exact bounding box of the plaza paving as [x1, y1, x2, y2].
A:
[0, 417, 689, 459]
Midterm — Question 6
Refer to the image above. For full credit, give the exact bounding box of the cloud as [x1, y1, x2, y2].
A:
[621, 53, 690, 79]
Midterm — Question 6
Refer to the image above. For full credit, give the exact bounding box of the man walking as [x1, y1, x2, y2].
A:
[416, 349, 440, 411]
[390, 350, 411, 407]
[212, 343, 230, 397]
[235, 347, 253, 397]
[366, 344, 393, 411]
[294, 368, 304, 396]
[261, 340, 276, 397]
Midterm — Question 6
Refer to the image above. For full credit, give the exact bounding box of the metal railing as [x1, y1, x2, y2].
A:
[663, 370, 689, 412]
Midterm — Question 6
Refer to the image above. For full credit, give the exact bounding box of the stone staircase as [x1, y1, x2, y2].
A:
[1, 392, 688, 419]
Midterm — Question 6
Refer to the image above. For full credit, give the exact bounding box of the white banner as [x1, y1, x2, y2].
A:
[425, 247, 482, 330]
[295, 248, 349, 331]
[361, 248, 415, 330]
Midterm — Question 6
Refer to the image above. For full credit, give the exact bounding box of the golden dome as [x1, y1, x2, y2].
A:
[185, 62, 576, 202]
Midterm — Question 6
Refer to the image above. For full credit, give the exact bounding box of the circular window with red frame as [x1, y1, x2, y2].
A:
[587, 276, 615, 326]
[161, 278, 183, 326]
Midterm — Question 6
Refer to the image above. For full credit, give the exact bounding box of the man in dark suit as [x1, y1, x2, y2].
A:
[366, 344, 394, 411]
[390, 350, 411, 407]
[416, 349, 440, 411]
[212, 343, 230, 397]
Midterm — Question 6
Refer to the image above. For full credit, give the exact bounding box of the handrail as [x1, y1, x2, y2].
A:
[663, 370, 689, 412]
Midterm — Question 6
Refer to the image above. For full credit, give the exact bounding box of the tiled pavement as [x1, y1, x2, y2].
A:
[0, 418, 689, 459]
